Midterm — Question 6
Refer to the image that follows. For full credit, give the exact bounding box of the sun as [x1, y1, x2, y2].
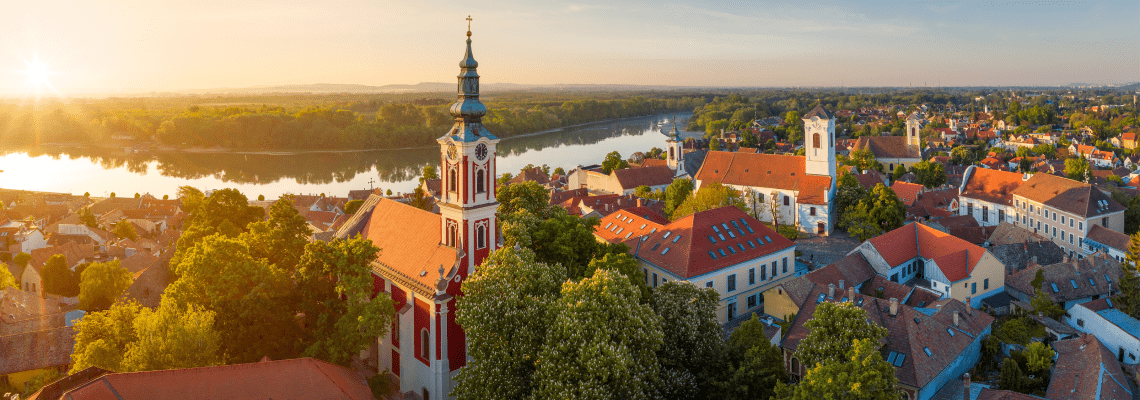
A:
[21, 58, 54, 90]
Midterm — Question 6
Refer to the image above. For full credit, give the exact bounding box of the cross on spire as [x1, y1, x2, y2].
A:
[466, 15, 472, 37]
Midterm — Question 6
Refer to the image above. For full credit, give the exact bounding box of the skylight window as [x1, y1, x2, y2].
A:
[738, 243, 746, 252]
[672, 235, 681, 243]
[947, 328, 955, 337]
[1089, 278, 1095, 286]
[746, 226, 754, 233]
[640, 224, 646, 229]
[615, 228, 623, 234]
[1050, 283, 1059, 293]
[727, 230, 735, 238]
[923, 347, 932, 357]
[746, 240, 755, 249]
[886, 352, 898, 364]
[1106, 275, 1112, 284]
[737, 229, 746, 237]
[739, 218, 749, 226]
[708, 235, 717, 244]
[663, 232, 671, 239]
[764, 236, 772, 243]
[1070, 279, 1078, 289]
[718, 233, 726, 241]
[615, 213, 623, 219]
[718, 249, 727, 257]
[893, 354, 905, 367]
[731, 221, 740, 228]
[708, 251, 717, 259]
[651, 243, 660, 251]
[712, 225, 720, 232]
[816, 293, 826, 303]
[649, 228, 657, 234]
[605, 223, 612, 229]
[728, 246, 737, 254]
[624, 232, 633, 239]
[661, 248, 670, 255]
[722, 223, 729, 230]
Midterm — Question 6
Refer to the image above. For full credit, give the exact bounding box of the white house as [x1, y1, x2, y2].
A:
[1067, 297, 1140, 365]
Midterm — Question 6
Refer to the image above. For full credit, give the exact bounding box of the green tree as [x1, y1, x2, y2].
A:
[553, 167, 566, 176]
[345, 199, 364, 214]
[950, 146, 975, 165]
[13, 252, 31, 267]
[122, 299, 222, 372]
[243, 197, 312, 271]
[532, 269, 663, 400]
[1115, 232, 1140, 318]
[1065, 157, 1089, 182]
[671, 182, 747, 221]
[78, 207, 98, 228]
[421, 164, 439, 181]
[586, 252, 650, 303]
[999, 358, 1024, 392]
[497, 181, 552, 221]
[70, 300, 140, 372]
[409, 187, 434, 211]
[42, 254, 80, 297]
[113, 220, 139, 240]
[0, 263, 15, 289]
[453, 247, 566, 400]
[497, 173, 514, 186]
[294, 237, 395, 365]
[1023, 342, 1055, 375]
[78, 260, 133, 312]
[257, 194, 265, 201]
[505, 209, 625, 280]
[891, 164, 908, 181]
[651, 282, 722, 393]
[663, 178, 695, 218]
[165, 234, 295, 363]
[795, 301, 889, 368]
[868, 184, 907, 232]
[774, 338, 899, 400]
[835, 172, 868, 225]
[716, 314, 788, 400]
[173, 187, 265, 267]
[602, 151, 630, 174]
[911, 160, 948, 188]
[848, 149, 877, 172]
[386, 189, 393, 196]
[1031, 288, 1064, 320]
[110, 192, 116, 198]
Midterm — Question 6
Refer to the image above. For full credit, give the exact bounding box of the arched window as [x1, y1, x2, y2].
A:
[448, 168, 457, 192]
[911, 127, 916, 137]
[476, 225, 486, 249]
[669, 147, 675, 160]
[420, 329, 430, 359]
[476, 169, 485, 193]
[813, 133, 821, 149]
[447, 223, 458, 247]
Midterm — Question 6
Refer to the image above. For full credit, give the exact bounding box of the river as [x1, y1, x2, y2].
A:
[4, 114, 696, 199]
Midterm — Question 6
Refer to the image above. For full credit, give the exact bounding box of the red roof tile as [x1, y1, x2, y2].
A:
[867, 222, 987, 282]
[595, 206, 793, 279]
[1011, 173, 1125, 218]
[62, 357, 374, 400]
[694, 151, 832, 200]
[358, 199, 459, 296]
[890, 182, 924, 206]
[612, 165, 675, 190]
[960, 167, 1025, 206]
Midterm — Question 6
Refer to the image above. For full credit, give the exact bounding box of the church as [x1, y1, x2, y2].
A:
[692, 105, 838, 235]
[850, 113, 923, 172]
[334, 22, 498, 400]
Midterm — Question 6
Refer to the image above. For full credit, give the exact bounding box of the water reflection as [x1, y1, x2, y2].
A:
[5, 114, 691, 197]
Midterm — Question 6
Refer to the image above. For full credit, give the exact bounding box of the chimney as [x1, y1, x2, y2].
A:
[965, 297, 973, 314]
[848, 286, 855, 302]
[839, 279, 845, 290]
[962, 373, 971, 400]
[889, 298, 899, 316]
[953, 311, 960, 326]
[636, 198, 643, 207]
[828, 284, 836, 299]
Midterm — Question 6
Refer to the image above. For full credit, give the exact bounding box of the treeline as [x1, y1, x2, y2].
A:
[0, 95, 703, 150]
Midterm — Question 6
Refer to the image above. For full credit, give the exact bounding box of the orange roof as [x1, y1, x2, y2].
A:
[867, 222, 987, 282]
[612, 165, 674, 190]
[358, 198, 459, 296]
[1011, 173, 1125, 217]
[694, 152, 832, 201]
[596, 206, 794, 279]
[890, 181, 924, 206]
[61, 357, 373, 400]
[960, 167, 1025, 206]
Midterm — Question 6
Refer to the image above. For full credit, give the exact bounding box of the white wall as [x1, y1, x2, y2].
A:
[1067, 305, 1140, 365]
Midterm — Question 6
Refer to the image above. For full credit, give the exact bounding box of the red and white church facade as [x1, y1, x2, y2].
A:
[334, 25, 500, 400]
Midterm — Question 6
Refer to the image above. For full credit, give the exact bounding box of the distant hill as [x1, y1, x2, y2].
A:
[184, 82, 703, 95]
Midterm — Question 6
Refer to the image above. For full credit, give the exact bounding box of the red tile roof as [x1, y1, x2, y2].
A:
[694, 151, 832, 201]
[960, 167, 1025, 206]
[1011, 173, 1125, 218]
[890, 182, 924, 206]
[853, 136, 921, 159]
[867, 222, 987, 282]
[356, 198, 460, 296]
[61, 357, 374, 400]
[1087, 224, 1130, 251]
[1046, 335, 1132, 400]
[612, 165, 675, 190]
[595, 206, 793, 279]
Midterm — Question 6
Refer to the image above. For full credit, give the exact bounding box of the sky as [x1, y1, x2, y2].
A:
[0, 0, 1137, 95]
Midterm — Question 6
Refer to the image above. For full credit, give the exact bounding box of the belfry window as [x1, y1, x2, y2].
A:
[476, 170, 486, 193]
[449, 168, 457, 192]
[813, 133, 821, 149]
[476, 225, 486, 249]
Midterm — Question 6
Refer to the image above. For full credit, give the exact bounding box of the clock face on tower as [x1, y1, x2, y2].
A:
[475, 143, 488, 160]
[447, 144, 458, 160]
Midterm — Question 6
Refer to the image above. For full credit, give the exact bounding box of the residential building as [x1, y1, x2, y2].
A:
[594, 206, 796, 323]
[958, 167, 1024, 227]
[566, 164, 675, 195]
[1045, 334, 1133, 399]
[780, 288, 993, 400]
[1066, 298, 1140, 365]
[1005, 253, 1120, 310]
[1009, 172, 1126, 257]
[46, 358, 374, 400]
[693, 105, 837, 235]
[1084, 224, 1132, 263]
[0, 326, 75, 393]
[1069, 143, 1120, 168]
[333, 31, 501, 399]
[850, 222, 1006, 307]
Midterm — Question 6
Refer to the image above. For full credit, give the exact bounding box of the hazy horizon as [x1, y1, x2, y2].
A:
[2, 0, 1137, 96]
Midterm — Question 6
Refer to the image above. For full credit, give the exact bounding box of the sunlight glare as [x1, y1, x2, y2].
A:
[21, 58, 55, 92]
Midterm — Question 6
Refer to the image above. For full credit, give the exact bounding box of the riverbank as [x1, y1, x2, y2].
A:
[153, 113, 690, 156]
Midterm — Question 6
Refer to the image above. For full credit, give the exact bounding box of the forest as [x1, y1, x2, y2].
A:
[0, 92, 704, 150]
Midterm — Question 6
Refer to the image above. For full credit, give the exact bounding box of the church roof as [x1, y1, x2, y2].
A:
[802, 105, 834, 120]
[336, 196, 460, 296]
[694, 151, 832, 203]
[852, 136, 921, 160]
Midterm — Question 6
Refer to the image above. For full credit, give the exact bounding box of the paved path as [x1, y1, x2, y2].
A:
[794, 230, 863, 268]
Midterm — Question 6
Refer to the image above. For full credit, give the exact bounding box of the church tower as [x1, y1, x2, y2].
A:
[906, 112, 921, 148]
[666, 118, 685, 176]
[802, 104, 836, 178]
[437, 18, 500, 282]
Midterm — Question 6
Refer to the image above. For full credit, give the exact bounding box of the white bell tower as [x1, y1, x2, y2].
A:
[802, 105, 836, 178]
[666, 119, 685, 177]
[906, 113, 921, 147]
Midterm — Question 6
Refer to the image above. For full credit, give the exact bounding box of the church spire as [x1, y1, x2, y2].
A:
[446, 16, 494, 141]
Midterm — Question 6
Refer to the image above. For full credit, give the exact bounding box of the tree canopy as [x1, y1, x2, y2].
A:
[601, 151, 630, 174]
[78, 260, 133, 312]
[774, 338, 899, 400]
[671, 182, 748, 221]
[795, 301, 889, 368]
